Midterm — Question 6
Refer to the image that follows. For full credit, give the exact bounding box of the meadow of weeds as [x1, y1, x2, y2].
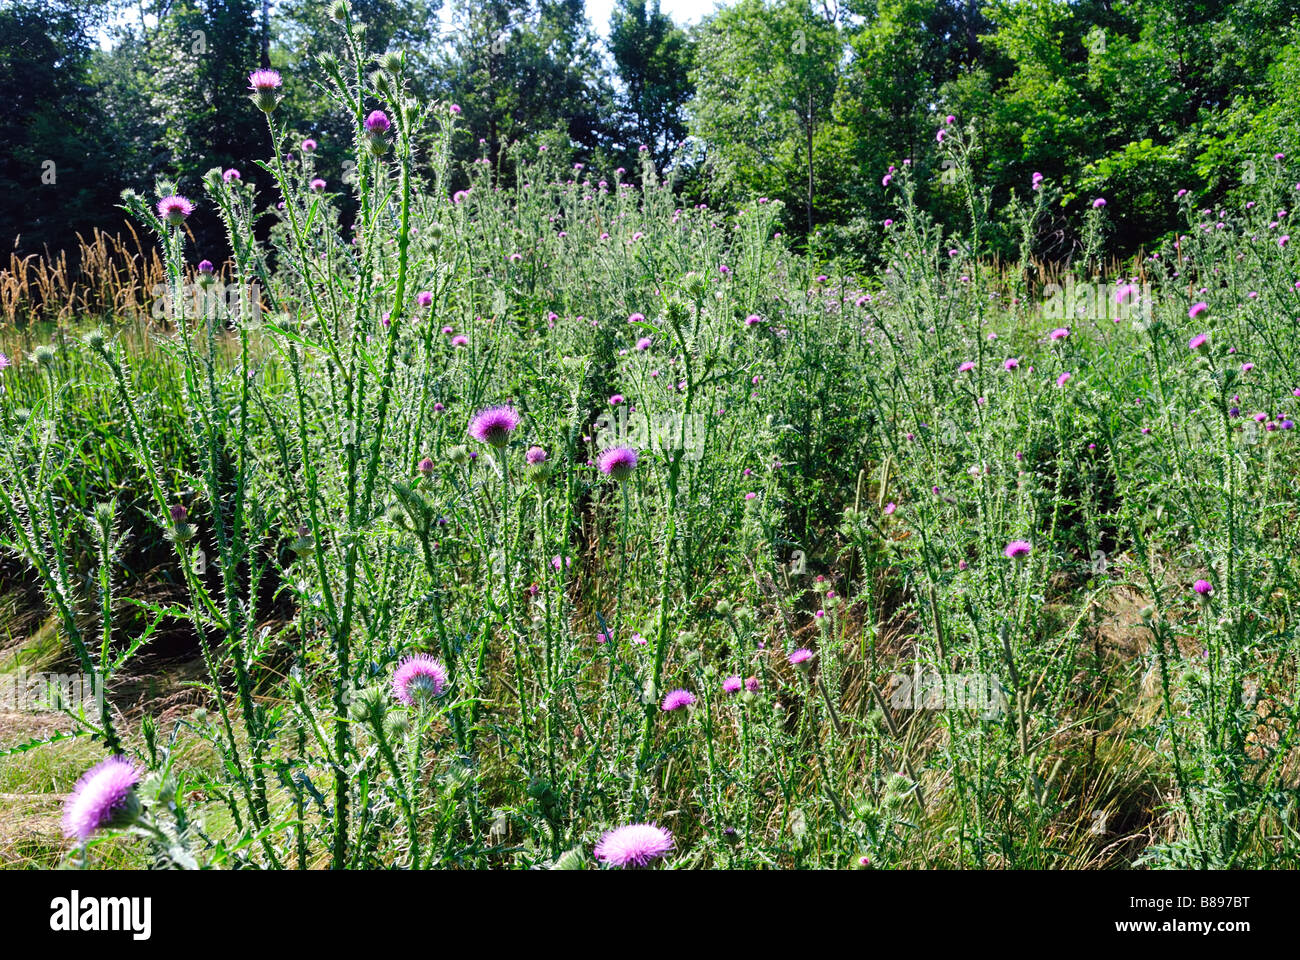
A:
[1, 24, 1299, 872]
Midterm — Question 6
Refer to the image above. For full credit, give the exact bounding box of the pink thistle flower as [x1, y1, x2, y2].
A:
[391, 653, 448, 705]
[1049, 327, 1070, 340]
[1189, 332, 1209, 351]
[635, 337, 652, 351]
[525, 446, 547, 466]
[301, 138, 317, 151]
[661, 688, 696, 711]
[1193, 579, 1213, 596]
[958, 361, 976, 373]
[364, 110, 391, 134]
[310, 178, 326, 192]
[248, 68, 282, 91]
[1189, 301, 1209, 320]
[1003, 540, 1032, 560]
[156, 195, 195, 226]
[594, 823, 674, 867]
[597, 446, 638, 480]
[467, 404, 521, 447]
[789, 647, 814, 669]
[62, 756, 141, 841]
[1057, 372, 1072, 387]
[723, 675, 742, 694]
[417, 291, 433, 307]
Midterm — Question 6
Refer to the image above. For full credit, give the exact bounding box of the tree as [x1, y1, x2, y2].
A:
[608, 0, 693, 170]
[689, 0, 841, 237]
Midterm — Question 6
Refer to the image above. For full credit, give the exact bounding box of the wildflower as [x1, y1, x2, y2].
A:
[597, 446, 638, 481]
[391, 653, 448, 705]
[723, 675, 742, 695]
[635, 337, 652, 351]
[883, 502, 897, 515]
[302, 138, 317, 151]
[1092, 198, 1106, 209]
[453, 189, 469, 204]
[1188, 302, 1209, 321]
[310, 178, 326, 192]
[1049, 327, 1070, 340]
[958, 361, 976, 373]
[609, 393, 624, 406]
[248, 68, 283, 112]
[1004, 357, 1020, 371]
[789, 648, 814, 671]
[416, 291, 432, 307]
[1057, 372, 1072, 387]
[222, 168, 241, 183]
[593, 823, 674, 868]
[62, 756, 142, 841]
[418, 457, 434, 476]
[156, 195, 195, 227]
[449, 103, 461, 115]
[745, 676, 759, 693]
[1003, 540, 1032, 560]
[450, 334, 469, 347]
[661, 689, 696, 711]
[364, 110, 391, 155]
[467, 404, 521, 448]
[744, 314, 762, 327]
[1189, 331, 1210, 352]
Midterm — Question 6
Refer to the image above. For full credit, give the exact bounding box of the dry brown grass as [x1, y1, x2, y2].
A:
[1, 227, 167, 326]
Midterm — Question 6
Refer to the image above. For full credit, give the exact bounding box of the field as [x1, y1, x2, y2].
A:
[2, 56, 1300, 873]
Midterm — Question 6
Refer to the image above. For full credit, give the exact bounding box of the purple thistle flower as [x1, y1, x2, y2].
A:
[364, 110, 391, 134]
[1003, 540, 1032, 560]
[597, 445, 638, 481]
[247, 69, 282, 91]
[416, 290, 433, 307]
[302, 138, 317, 151]
[391, 653, 448, 705]
[1049, 327, 1070, 340]
[467, 405, 520, 447]
[1193, 579, 1213, 596]
[450, 334, 469, 347]
[661, 688, 696, 711]
[310, 178, 326, 192]
[222, 168, 241, 183]
[744, 676, 760, 693]
[958, 361, 976, 373]
[723, 675, 742, 694]
[1189, 302, 1209, 321]
[248, 69, 283, 112]
[1004, 357, 1020, 371]
[635, 337, 652, 351]
[197, 259, 214, 274]
[609, 393, 625, 406]
[525, 446, 548, 466]
[1189, 331, 1209, 351]
[62, 756, 141, 841]
[156, 195, 195, 226]
[789, 647, 814, 668]
[1057, 372, 1072, 387]
[593, 823, 674, 868]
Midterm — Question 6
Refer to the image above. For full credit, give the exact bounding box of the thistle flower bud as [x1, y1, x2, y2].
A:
[328, 0, 349, 21]
[448, 444, 470, 465]
[379, 51, 403, 74]
[33, 344, 56, 368]
[84, 329, 107, 353]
